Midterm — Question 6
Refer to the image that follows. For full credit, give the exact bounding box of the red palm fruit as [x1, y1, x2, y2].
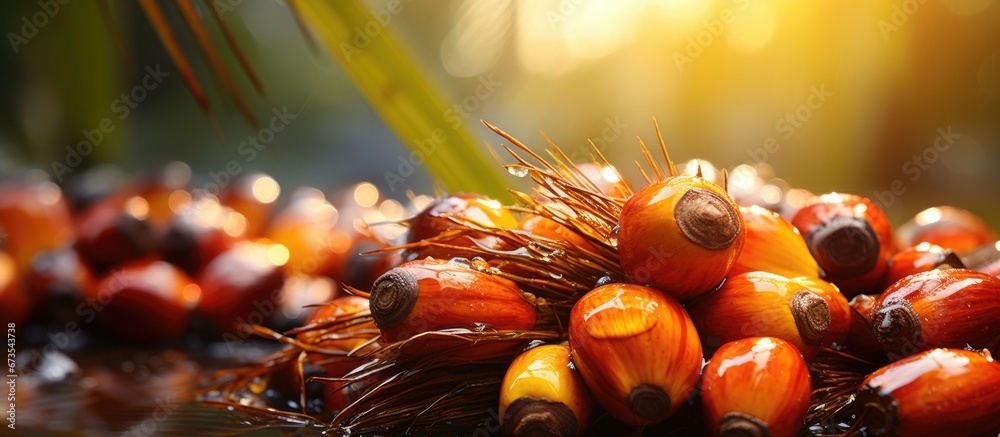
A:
[404, 194, 518, 254]
[844, 294, 888, 363]
[789, 277, 851, 348]
[517, 214, 597, 253]
[217, 172, 280, 237]
[701, 337, 812, 437]
[856, 348, 1000, 437]
[162, 195, 247, 274]
[790, 193, 894, 297]
[687, 272, 833, 361]
[0, 251, 31, 325]
[730, 205, 819, 279]
[271, 274, 339, 331]
[568, 283, 702, 425]
[871, 269, 1000, 360]
[88, 260, 199, 342]
[368, 258, 536, 343]
[195, 241, 288, 334]
[618, 176, 746, 301]
[500, 344, 595, 437]
[0, 181, 75, 273]
[883, 242, 964, 288]
[74, 196, 156, 271]
[896, 206, 996, 255]
[25, 247, 96, 324]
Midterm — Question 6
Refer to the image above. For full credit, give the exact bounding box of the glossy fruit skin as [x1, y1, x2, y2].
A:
[896, 206, 997, 255]
[618, 176, 746, 301]
[687, 272, 833, 361]
[730, 205, 819, 279]
[499, 344, 594, 437]
[791, 193, 893, 297]
[568, 283, 702, 425]
[701, 337, 812, 437]
[368, 258, 537, 343]
[883, 243, 964, 289]
[404, 194, 518, 257]
[0, 182, 75, 273]
[871, 269, 1000, 360]
[88, 260, 197, 342]
[195, 241, 287, 334]
[857, 348, 1000, 437]
[74, 196, 156, 272]
[0, 251, 32, 326]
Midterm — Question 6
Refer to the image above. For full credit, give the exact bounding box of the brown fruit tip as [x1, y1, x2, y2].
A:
[369, 268, 418, 330]
[871, 301, 921, 357]
[628, 384, 671, 422]
[791, 290, 831, 346]
[675, 188, 741, 251]
[808, 216, 879, 278]
[502, 398, 579, 437]
[719, 412, 771, 437]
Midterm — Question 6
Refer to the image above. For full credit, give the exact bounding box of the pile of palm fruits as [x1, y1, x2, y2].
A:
[5, 120, 1000, 436]
[0, 162, 409, 349]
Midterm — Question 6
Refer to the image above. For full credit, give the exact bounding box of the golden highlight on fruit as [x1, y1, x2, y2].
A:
[791, 193, 894, 296]
[701, 337, 812, 437]
[871, 268, 1000, 360]
[857, 348, 1000, 437]
[405, 193, 518, 257]
[688, 272, 833, 361]
[499, 344, 594, 437]
[618, 176, 746, 301]
[369, 258, 537, 343]
[568, 283, 702, 425]
[730, 205, 819, 279]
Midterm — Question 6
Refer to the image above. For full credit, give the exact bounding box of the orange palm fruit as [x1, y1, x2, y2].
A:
[368, 258, 537, 343]
[687, 272, 834, 361]
[297, 295, 375, 353]
[883, 242, 964, 289]
[499, 344, 595, 437]
[701, 337, 812, 437]
[195, 241, 288, 334]
[896, 206, 996, 255]
[871, 269, 1000, 360]
[789, 276, 851, 348]
[217, 172, 280, 238]
[618, 176, 746, 301]
[265, 187, 351, 276]
[856, 348, 1000, 437]
[568, 283, 702, 425]
[126, 161, 193, 230]
[74, 195, 156, 272]
[88, 260, 198, 342]
[0, 181, 75, 273]
[790, 193, 894, 297]
[575, 163, 630, 198]
[730, 205, 819, 279]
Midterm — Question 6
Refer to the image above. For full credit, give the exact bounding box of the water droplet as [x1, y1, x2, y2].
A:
[549, 272, 563, 280]
[448, 257, 471, 267]
[607, 225, 620, 247]
[507, 166, 530, 178]
[595, 275, 613, 287]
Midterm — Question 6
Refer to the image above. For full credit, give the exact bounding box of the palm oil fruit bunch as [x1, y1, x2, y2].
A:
[195, 121, 1000, 436]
